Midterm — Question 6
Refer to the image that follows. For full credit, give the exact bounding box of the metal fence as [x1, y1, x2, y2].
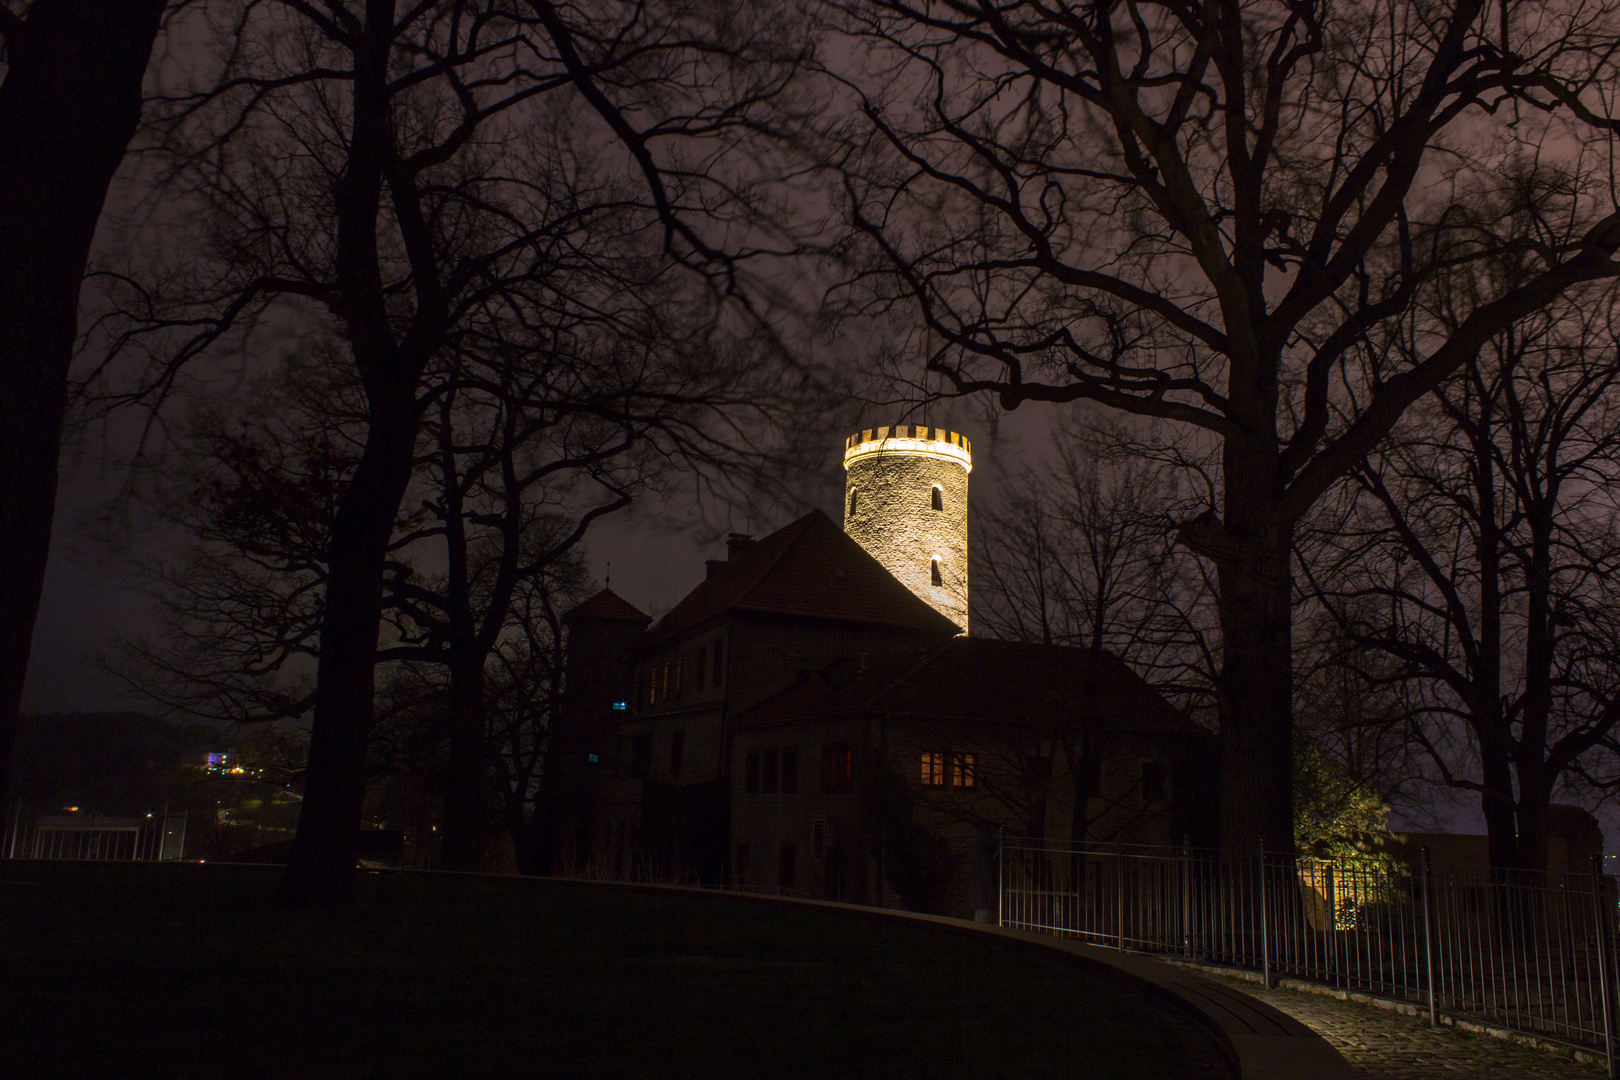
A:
[2, 803, 187, 862]
[999, 836, 1619, 1074]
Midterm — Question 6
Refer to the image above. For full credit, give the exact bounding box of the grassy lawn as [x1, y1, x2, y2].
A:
[0, 863, 1230, 1079]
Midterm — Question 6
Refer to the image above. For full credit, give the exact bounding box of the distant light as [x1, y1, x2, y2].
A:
[612, 701, 628, 711]
[66, 806, 78, 812]
[588, 753, 600, 763]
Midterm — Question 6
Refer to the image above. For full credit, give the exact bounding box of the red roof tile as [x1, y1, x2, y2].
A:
[651, 510, 959, 642]
[565, 587, 650, 623]
[732, 637, 1196, 734]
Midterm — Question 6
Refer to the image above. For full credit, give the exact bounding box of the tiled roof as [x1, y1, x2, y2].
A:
[731, 637, 1196, 734]
[650, 509, 959, 642]
[565, 587, 650, 623]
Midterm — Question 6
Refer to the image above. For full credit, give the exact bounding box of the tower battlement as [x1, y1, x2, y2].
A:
[842, 424, 972, 633]
[843, 425, 972, 471]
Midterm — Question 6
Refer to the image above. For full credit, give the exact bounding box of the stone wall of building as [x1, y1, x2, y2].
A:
[843, 425, 971, 632]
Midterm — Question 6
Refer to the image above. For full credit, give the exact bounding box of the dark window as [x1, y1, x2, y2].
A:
[952, 753, 977, 789]
[822, 745, 855, 792]
[1141, 762, 1169, 805]
[670, 731, 685, 778]
[921, 751, 945, 787]
[779, 842, 798, 891]
[631, 734, 652, 777]
[713, 638, 724, 685]
[674, 658, 684, 698]
[780, 747, 799, 794]
[849, 489, 859, 515]
[697, 646, 707, 690]
[639, 670, 652, 707]
[811, 819, 827, 857]
[744, 750, 760, 794]
[931, 486, 943, 511]
[931, 559, 943, 586]
[735, 843, 751, 884]
[761, 747, 779, 794]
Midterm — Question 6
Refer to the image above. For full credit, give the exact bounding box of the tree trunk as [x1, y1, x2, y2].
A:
[1214, 449, 1295, 856]
[0, 0, 165, 820]
[279, 385, 418, 904]
[440, 651, 487, 871]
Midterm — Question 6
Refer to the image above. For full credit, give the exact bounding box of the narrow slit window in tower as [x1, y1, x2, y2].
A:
[849, 489, 858, 515]
[930, 486, 943, 511]
[931, 559, 943, 586]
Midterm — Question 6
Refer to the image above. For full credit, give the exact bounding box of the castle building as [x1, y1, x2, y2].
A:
[549, 430, 1213, 914]
[843, 425, 971, 632]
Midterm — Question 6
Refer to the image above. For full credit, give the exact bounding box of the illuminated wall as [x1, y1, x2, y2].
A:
[842, 425, 971, 632]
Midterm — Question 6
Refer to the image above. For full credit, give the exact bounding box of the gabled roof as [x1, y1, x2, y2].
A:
[650, 509, 959, 642]
[731, 637, 1197, 735]
[565, 587, 650, 624]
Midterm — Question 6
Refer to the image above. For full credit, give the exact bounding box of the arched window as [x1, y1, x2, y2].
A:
[930, 486, 943, 511]
[849, 489, 859, 515]
[931, 559, 943, 586]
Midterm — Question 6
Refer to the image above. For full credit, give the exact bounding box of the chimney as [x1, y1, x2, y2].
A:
[726, 532, 754, 560]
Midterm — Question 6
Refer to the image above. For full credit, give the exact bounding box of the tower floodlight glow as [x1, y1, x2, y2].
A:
[842, 425, 971, 632]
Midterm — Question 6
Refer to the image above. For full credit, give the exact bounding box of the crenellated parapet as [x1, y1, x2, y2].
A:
[843, 425, 972, 472]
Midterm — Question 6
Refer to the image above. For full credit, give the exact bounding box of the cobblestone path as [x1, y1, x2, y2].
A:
[1219, 976, 1603, 1079]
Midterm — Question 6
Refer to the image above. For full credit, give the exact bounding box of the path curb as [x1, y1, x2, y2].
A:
[547, 877, 1357, 1080]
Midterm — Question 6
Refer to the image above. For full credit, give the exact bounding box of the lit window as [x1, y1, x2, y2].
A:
[931, 486, 943, 511]
[921, 751, 946, 787]
[823, 745, 855, 792]
[612, 701, 627, 711]
[952, 753, 976, 789]
[931, 559, 943, 586]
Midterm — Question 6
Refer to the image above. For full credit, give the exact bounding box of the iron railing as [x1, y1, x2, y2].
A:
[1, 802, 187, 862]
[999, 835, 1620, 1075]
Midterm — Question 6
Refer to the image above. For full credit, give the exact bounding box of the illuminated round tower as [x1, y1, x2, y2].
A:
[843, 424, 972, 633]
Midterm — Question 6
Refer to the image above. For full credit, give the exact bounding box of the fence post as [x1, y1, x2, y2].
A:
[1116, 850, 1126, 951]
[997, 827, 1005, 928]
[1592, 854, 1616, 1079]
[1181, 835, 1192, 958]
[1259, 839, 1272, 989]
[1421, 846, 1437, 1027]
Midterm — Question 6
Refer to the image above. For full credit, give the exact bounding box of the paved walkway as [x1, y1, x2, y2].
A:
[1218, 976, 1604, 1079]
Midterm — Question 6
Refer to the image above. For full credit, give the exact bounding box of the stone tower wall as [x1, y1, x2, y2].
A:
[843, 425, 971, 632]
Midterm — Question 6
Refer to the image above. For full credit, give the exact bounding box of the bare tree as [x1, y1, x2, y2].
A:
[0, 0, 166, 830]
[1306, 284, 1620, 872]
[814, 0, 1620, 852]
[974, 419, 1217, 711]
[93, 0, 808, 901]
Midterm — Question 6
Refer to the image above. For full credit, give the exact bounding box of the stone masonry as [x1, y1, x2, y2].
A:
[843, 425, 971, 632]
